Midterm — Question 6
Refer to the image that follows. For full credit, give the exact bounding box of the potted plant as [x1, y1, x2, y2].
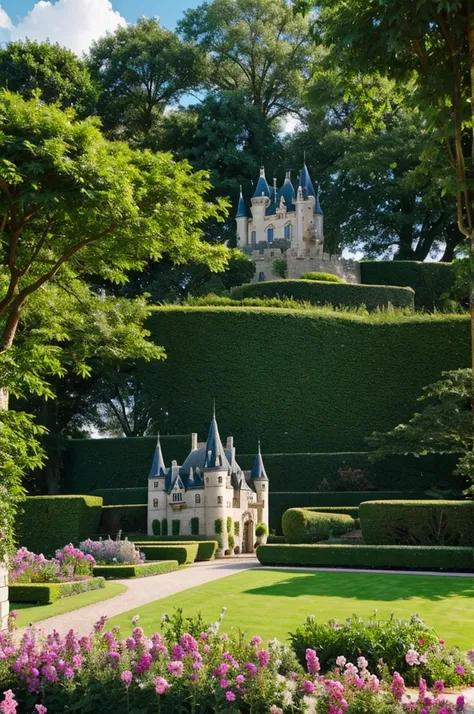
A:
[255, 522, 268, 545]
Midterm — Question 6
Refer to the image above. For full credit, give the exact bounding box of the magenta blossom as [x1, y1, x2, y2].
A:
[167, 660, 184, 677]
[121, 670, 133, 689]
[226, 691, 236, 702]
[154, 677, 169, 695]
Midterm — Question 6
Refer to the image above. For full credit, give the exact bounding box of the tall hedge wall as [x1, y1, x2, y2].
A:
[134, 307, 468, 454]
[230, 280, 415, 310]
[15, 496, 103, 556]
[360, 261, 454, 310]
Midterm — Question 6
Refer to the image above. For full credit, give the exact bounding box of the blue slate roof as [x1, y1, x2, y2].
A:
[298, 164, 316, 201]
[278, 175, 296, 213]
[251, 443, 268, 481]
[252, 168, 271, 199]
[148, 435, 167, 478]
[236, 189, 247, 218]
[203, 417, 231, 469]
[314, 188, 323, 215]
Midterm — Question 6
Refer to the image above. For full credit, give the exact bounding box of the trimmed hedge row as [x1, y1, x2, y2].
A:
[360, 261, 454, 311]
[360, 500, 474, 546]
[92, 562, 178, 579]
[9, 577, 106, 604]
[98, 505, 147, 535]
[282, 508, 354, 544]
[230, 280, 415, 310]
[139, 544, 198, 565]
[256, 544, 473, 571]
[90, 488, 148, 505]
[133, 540, 217, 562]
[15, 496, 103, 556]
[305, 506, 360, 518]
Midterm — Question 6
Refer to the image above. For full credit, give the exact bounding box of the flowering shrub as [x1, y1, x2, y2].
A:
[0, 610, 472, 714]
[79, 537, 144, 565]
[9, 546, 95, 584]
[54, 545, 95, 578]
[290, 613, 473, 687]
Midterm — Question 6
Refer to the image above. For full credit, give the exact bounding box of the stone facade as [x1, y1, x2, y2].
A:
[252, 247, 361, 284]
[147, 417, 269, 554]
[0, 565, 8, 631]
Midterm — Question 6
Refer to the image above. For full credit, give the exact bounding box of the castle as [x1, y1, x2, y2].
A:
[147, 415, 269, 553]
[236, 164, 360, 283]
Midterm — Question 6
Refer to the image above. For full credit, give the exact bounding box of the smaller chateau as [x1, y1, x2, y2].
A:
[236, 164, 360, 283]
[147, 415, 269, 553]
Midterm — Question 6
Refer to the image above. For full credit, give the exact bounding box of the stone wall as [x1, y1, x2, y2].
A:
[250, 248, 361, 284]
[0, 565, 8, 630]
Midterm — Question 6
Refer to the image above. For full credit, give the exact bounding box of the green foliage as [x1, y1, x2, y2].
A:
[290, 614, 442, 686]
[99, 505, 147, 535]
[190, 517, 200, 536]
[300, 272, 345, 283]
[8, 577, 106, 604]
[282, 508, 354, 544]
[91, 488, 148, 506]
[360, 500, 474, 547]
[152, 520, 161, 536]
[139, 544, 198, 565]
[267, 535, 286, 543]
[367, 369, 473, 496]
[162, 519, 168, 536]
[92, 562, 178, 579]
[0, 39, 97, 114]
[133, 539, 217, 561]
[233, 521, 240, 536]
[226, 516, 232, 534]
[256, 543, 474, 572]
[171, 519, 181, 536]
[214, 518, 224, 535]
[230, 280, 415, 310]
[228, 533, 235, 550]
[255, 522, 268, 538]
[136, 306, 469, 453]
[272, 259, 287, 279]
[15, 496, 103, 556]
[360, 261, 455, 311]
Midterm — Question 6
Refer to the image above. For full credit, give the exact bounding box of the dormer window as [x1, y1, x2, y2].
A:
[195, 494, 201, 504]
[172, 493, 183, 503]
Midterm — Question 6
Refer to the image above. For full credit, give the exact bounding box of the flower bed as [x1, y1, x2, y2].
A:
[8, 577, 106, 604]
[92, 561, 178, 579]
[9, 546, 95, 585]
[0, 610, 472, 714]
[79, 537, 145, 565]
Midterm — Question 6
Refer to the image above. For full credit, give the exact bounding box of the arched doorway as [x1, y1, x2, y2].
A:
[241, 512, 254, 553]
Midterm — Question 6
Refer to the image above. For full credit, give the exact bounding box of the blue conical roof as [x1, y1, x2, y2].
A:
[149, 434, 167, 478]
[314, 187, 323, 215]
[252, 167, 271, 199]
[278, 172, 296, 213]
[236, 188, 247, 218]
[203, 415, 230, 469]
[251, 442, 268, 480]
[298, 164, 316, 201]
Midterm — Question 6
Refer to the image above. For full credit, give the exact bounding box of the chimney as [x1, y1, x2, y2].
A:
[226, 436, 234, 449]
[191, 433, 198, 450]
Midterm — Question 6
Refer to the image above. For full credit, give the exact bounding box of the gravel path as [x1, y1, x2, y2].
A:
[25, 557, 259, 636]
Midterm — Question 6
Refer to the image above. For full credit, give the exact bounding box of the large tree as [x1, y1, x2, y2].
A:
[88, 17, 207, 144]
[0, 39, 97, 116]
[178, 0, 313, 120]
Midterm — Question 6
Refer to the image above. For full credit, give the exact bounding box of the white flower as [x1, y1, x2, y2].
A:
[282, 690, 294, 706]
[302, 695, 317, 714]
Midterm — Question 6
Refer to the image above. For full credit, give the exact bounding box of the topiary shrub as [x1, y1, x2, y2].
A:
[190, 517, 199, 535]
[226, 516, 232, 534]
[282, 508, 354, 544]
[139, 544, 198, 565]
[228, 534, 235, 552]
[255, 522, 268, 538]
[161, 519, 168, 536]
[214, 518, 223, 535]
[300, 272, 345, 283]
[152, 519, 161, 536]
[360, 500, 474, 546]
[233, 521, 240, 536]
[171, 519, 181, 536]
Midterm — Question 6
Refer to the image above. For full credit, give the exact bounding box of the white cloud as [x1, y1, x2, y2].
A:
[0, 4, 12, 42]
[2, 0, 126, 55]
[281, 113, 302, 135]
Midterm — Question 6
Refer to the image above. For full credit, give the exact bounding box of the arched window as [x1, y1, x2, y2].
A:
[258, 271, 265, 282]
[153, 498, 159, 508]
[217, 496, 223, 505]
[284, 224, 291, 240]
[195, 494, 201, 504]
[267, 227, 274, 243]
[251, 230, 257, 245]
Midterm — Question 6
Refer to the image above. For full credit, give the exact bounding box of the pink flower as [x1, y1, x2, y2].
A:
[257, 650, 270, 668]
[220, 680, 228, 689]
[301, 680, 316, 694]
[154, 677, 169, 695]
[0, 690, 17, 714]
[456, 695, 465, 709]
[167, 661, 184, 678]
[235, 675, 245, 685]
[203, 645, 211, 654]
[356, 656, 368, 670]
[225, 691, 236, 702]
[438, 639, 445, 645]
[433, 680, 445, 695]
[405, 649, 420, 666]
[306, 649, 321, 674]
[244, 663, 257, 677]
[455, 665, 465, 675]
[467, 649, 474, 662]
[391, 672, 405, 701]
[35, 706, 47, 714]
[250, 636, 262, 646]
[121, 670, 133, 689]
[335, 656, 346, 667]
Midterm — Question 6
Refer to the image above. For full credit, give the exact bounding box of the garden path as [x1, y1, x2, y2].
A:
[25, 557, 259, 636]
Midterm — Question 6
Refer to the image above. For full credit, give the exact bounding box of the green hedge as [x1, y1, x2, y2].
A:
[299, 272, 345, 283]
[267, 535, 286, 543]
[133, 540, 217, 561]
[230, 280, 415, 310]
[360, 261, 454, 311]
[305, 506, 360, 518]
[98, 505, 147, 535]
[15, 496, 103, 556]
[360, 500, 474, 546]
[282, 508, 354, 544]
[256, 544, 473, 571]
[90, 488, 148, 505]
[9, 577, 106, 604]
[139, 544, 198, 565]
[92, 562, 178, 579]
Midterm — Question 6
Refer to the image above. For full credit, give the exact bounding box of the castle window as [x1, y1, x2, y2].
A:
[251, 231, 257, 245]
[154, 481, 158, 488]
[195, 494, 201, 504]
[172, 492, 183, 502]
[261, 484, 266, 491]
[284, 224, 291, 240]
[267, 227, 274, 243]
[217, 496, 223, 505]
[206, 477, 209, 484]
[153, 499, 159, 508]
[258, 271, 265, 282]
[218, 476, 223, 483]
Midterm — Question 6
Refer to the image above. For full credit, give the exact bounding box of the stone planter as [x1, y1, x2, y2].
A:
[0, 564, 8, 630]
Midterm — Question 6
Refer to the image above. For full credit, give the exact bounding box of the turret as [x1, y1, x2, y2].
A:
[236, 187, 248, 247]
[202, 413, 231, 552]
[147, 434, 168, 535]
[250, 168, 271, 235]
[251, 441, 269, 533]
[314, 186, 324, 243]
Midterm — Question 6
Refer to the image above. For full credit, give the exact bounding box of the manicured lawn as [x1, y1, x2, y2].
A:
[12, 582, 126, 628]
[109, 569, 474, 650]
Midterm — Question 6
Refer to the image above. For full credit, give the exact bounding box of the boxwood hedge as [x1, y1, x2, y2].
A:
[139, 544, 198, 565]
[256, 544, 473, 571]
[98, 505, 147, 535]
[360, 500, 474, 546]
[92, 561, 178, 579]
[230, 280, 415, 310]
[360, 261, 454, 311]
[133, 540, 217, 561]
[282, 508, 355, 543]
[9, 577, 106, 604]
[15, 496, 103, 556]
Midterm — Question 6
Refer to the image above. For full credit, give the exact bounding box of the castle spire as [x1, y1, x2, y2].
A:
[149, 432, 167, 478]
[251, 440, 268, 481]
[252, 166, 271, 200]
[203, 409, 230, 469]
[236, 185, 247, 218]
